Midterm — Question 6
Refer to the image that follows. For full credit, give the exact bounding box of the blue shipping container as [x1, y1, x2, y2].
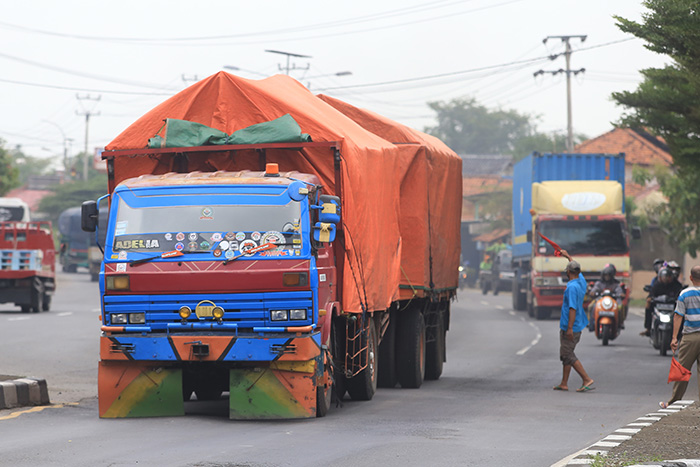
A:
[511, 152, 625, 260]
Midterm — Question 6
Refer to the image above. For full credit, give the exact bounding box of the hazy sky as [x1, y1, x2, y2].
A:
[1, 0, 667, 162]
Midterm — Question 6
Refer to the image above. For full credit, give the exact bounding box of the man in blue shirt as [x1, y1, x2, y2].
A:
[660, 265, 700, 408]
[553, 250, 595, 392]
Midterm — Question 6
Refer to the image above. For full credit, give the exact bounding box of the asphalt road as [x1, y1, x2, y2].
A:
[0, 272, 678, 466]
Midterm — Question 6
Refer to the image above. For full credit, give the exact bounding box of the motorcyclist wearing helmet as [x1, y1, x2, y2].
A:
[641, 267, 684, 336]
[587, 264, 625, 331]
[650, 258, 665, 288]
[667, 260, 682, 281]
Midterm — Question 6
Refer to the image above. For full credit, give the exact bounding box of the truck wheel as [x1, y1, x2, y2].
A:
[20, 305, 31, 313]
[378, 310, 398, 388]
[31, 280, 44, 314]
[42, 293, 51, 312]
[331, 319, 346, 402]
[425, 309, 445, 381]
[512, 275, 526, 311]
[397, 306, 426, 389]
[346, 318, 378, 401]
[316, 346, 333, 417]
[535, 307, 550, 320]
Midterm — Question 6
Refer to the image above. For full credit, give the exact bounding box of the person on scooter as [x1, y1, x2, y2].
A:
[641, 267, 684, 336]
[667, 260, 682, 281]
[587, 264, 625, 331]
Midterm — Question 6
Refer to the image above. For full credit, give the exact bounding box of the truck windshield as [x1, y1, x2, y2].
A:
[111, 196, 303, 255]
[538, 219, 627, 256]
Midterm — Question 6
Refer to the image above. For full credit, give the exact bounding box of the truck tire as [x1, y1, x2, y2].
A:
[316, 346, 333, 417]
[31, 279, 44, 314]
[425, 309, 445, 381]
[512, 274, 526, 311]
[397, 306, 426, 389]
[331, 319, 346, 402]
[42, 293, 51, 312]
[378, 310, 398, 388]
[346, 318, 378, 401]
[535, 307, 550, 320]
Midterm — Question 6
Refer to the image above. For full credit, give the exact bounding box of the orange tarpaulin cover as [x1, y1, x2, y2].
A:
[106, 72, 461, 312]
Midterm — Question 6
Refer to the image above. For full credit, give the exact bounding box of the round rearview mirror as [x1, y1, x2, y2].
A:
[287, 181, 308, 202]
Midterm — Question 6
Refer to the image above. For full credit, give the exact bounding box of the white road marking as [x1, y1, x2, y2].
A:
[516, 319, 542, 356]
[495, 305, 504, 310]
[480, 301, 488, 306]
[8, 317, 30, 321]
[57, 312, 73, 317]
[509, 311, 516, 316]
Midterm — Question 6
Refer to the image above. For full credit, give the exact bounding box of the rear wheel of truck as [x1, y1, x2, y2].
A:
[42, 289, 52, 312]
[535, 307, 550, 320]
[425, 308, 445, 381]
[512, 275, 526, 311]
[346, 318, 378, 401]
[378, 309, 398, 388]
[31, 279, 44, 314]
[397, 306, 426, 389]
[316, 345, 333, 417]
[331, 319, 346, 402]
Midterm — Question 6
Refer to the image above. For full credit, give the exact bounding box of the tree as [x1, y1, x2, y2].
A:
[425, 97, 586, 158]
[613, 0, 700, 255]
[425, 98, 534, 155]
[38, 173, 108, 224]
[0, 139, 20, 196]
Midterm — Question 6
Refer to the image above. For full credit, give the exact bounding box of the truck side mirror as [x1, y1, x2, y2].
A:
[81, 200, 98, 232]
[631, 226, 642, 239]
[313, 222, 336, 243]
[318, 195, 341, 224]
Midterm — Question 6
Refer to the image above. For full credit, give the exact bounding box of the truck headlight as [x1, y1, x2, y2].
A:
[270, 310, 289, 321]
[212, 306, 225, 319]
[106, 275, 130, 290]
[111, 313, 127, 324]
[129, 313, 146, 324]
[179, 306, 192, 319]
[289, 309, 307, 320]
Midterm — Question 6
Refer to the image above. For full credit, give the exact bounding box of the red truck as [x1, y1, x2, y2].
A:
[0, 221, 56, 313]
[82, 72, 462, 419]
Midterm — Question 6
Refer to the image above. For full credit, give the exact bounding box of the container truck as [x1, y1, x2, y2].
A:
[0, 221, 56, 312]
[511, 152, 631, 320]
[82, 72, 462, 419]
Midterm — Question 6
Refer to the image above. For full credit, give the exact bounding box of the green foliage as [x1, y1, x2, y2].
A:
[425, 98, 534, 154]
[0, 139, 20, 196]
[589, 452, 663, 467]
[479, 189, 512, 230]
[38, 174, 108, 224]
[613, 0, 700, 256]
[12, 147, 51, 186]
[424, 97, 587, 159]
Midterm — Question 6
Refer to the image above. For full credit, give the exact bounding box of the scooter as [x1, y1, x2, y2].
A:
[590, 288, 624, 346]
[650, 294, 677, 356]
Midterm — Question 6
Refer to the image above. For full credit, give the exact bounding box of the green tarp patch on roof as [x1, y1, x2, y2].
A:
[147, 114, 312, 149]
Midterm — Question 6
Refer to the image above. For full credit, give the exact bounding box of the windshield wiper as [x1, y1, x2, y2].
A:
[129, 249, 209, 267]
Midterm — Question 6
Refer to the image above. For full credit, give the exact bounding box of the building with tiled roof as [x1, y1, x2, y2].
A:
[575, 127, 672, 172]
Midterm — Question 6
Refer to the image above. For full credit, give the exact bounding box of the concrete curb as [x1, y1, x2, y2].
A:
[560, 400, 696, 466]
[0, 378, 50, 409]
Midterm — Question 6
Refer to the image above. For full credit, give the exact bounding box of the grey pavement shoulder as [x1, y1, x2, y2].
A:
[554, 400, 698, 466]
[0, 377, 50, 409]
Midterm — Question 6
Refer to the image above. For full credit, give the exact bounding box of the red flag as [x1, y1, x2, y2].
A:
[538, 232, 563, 257]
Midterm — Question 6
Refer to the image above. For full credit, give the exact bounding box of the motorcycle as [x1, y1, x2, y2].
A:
[650, 294, 677, 356]
[458, 265, 468, 290]
[589, 288, 624, 346]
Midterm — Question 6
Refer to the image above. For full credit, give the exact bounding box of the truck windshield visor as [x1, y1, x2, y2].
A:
[538, 220, 627, 256]
[111, 195, 303, 255]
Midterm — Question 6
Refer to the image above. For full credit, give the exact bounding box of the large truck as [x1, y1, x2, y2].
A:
[0, 221, 56, 312]
[81, 72, 462, 419]
[511, 153, 631, 320]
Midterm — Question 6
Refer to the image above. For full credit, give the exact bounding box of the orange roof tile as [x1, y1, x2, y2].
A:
[462, 176, 512, 198]
[575, 128, 672, 167]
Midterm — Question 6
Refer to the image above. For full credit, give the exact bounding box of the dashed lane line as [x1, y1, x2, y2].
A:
[7, 317, 30, 321]
[516, 318, 542, 356]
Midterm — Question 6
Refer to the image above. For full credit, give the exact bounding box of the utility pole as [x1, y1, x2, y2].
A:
[76, 94, 101, 181]
[264, 49, 312, 75]
[533, 35, 586, 153]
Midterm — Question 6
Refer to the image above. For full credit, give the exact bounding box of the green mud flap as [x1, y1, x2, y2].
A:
[98, 361, 185, 418]
[229, 360, 317, 420]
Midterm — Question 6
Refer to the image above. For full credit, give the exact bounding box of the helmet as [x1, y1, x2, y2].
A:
[667, 260, 681, 279]
[658, 267, 672, 283]
[653, 258, 665, 273]
[601, 264, 617, 282]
